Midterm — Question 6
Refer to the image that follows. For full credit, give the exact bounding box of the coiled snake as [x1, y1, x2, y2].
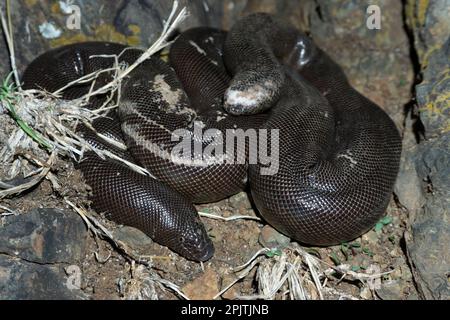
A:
[22, 13, 401, 261]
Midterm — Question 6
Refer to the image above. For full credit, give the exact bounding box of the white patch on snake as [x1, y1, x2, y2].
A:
[337, 151, 357, 168]
[122, 123, 230, 167]
[216, 110, 227, 122]
[120, 102, 174, 135]
[151, 74, 183, 107]
[189, 40, 207, 56]
[204, 36, 214, 44]
[225, 80, 276, 108]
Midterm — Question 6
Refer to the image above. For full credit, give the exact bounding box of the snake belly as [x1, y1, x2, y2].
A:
[22, 13, 401, 261]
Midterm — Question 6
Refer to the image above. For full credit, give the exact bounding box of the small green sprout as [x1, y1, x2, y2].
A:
[362, 247, 374, 257]
[1, 72, 52, 150]
[351, 265, 361, 272]
[265, 248, 282, 258]
[330, 251, 341, 266]
[374, 215, 393, 232]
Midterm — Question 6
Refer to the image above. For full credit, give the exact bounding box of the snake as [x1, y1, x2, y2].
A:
[22, 13, 402, 262]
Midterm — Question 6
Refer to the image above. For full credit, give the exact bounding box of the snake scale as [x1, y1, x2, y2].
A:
[22, 13, 401, 262]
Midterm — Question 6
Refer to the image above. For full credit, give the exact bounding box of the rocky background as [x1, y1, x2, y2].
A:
[0, 0, 448, 299]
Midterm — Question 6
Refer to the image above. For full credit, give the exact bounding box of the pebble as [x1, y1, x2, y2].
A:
[228, 192, 252, 212]
[259, 225, 290, 249]
[362, 230, 379, 245]
[376, 280, 405, 300]
[182, 268, 219, 300]
[113, 226, 155, 256]
[360, 287, 373, 300]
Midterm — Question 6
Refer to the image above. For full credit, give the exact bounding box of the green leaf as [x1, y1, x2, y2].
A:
[351, 265, 361, 272]
[374, 222, 384, 232]
[265, 248, 282, 258]
[305, 248, 321, 258]
[380, 216, 393, 225]
[340, 244, 349, 260]
[330, 252, 341, 266]
[362, 247, 374, 257]
[350, 242, 361, 248]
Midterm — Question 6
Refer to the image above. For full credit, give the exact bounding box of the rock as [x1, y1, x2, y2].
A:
[0, 254, 86, 300]
[415, 38, 450, 137]
[404, 0, 450, 300]
[0, 0, 224, 79]
[376, 280, 406, 300]
[182, 268, 220, 300]
[309, 0, 413, 122]
[228, 192, 253, 213]
[0, 208, 88, 299]
[361, 230, 379, 245]
[0, 208, 87, 264]
[407, 197, 450, 300]
[259, 225, 290, 249]
[359, 287, 372, 300]
[220, 275, 239, 300]
[394, 146, 426, 212]
[113, 226, 155, 256]
[113, 0, 220, 46]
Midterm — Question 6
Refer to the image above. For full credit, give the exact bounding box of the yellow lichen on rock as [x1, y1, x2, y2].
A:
[50, 24, 141, 47]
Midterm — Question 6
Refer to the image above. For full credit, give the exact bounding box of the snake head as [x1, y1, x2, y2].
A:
[284, 33, 318, 71]
[166, 214, 214, 262]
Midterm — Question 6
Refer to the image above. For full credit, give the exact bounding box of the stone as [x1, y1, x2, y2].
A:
[228, 192, 253, 212]
[220, 275, 239, 300]
[376, 280, 406, 300]
[394, 146, 426, 212]
[404, 1, 450, 299]
[0, 208, 88, 264]
[259, 225, 290, 250]
[0, 254, 86, 300]
[182, 268, 220, 300]
[361, 230, 379, 245]
[0, 208, 88, 299]
[113, 225, 154, 256]
[359, 287, 372, 300]
[0, 0, 224, 79]
[408, 198, 450, 300]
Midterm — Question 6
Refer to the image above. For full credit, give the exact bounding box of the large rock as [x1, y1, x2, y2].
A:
[404, 0, 450, 300]
[0, 0, 223, 79]
[0, 208, 87, 263]
[0, 254, 86, 300]
[0, 208, 88, 299]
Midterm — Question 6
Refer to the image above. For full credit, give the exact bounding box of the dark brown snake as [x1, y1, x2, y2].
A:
[22, 14, 401, 262]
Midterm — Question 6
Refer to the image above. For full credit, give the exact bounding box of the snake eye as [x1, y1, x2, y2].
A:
[179, 236, 185, 243]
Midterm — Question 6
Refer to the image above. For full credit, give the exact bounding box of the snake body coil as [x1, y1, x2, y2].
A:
[23, 13, 401, 261]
